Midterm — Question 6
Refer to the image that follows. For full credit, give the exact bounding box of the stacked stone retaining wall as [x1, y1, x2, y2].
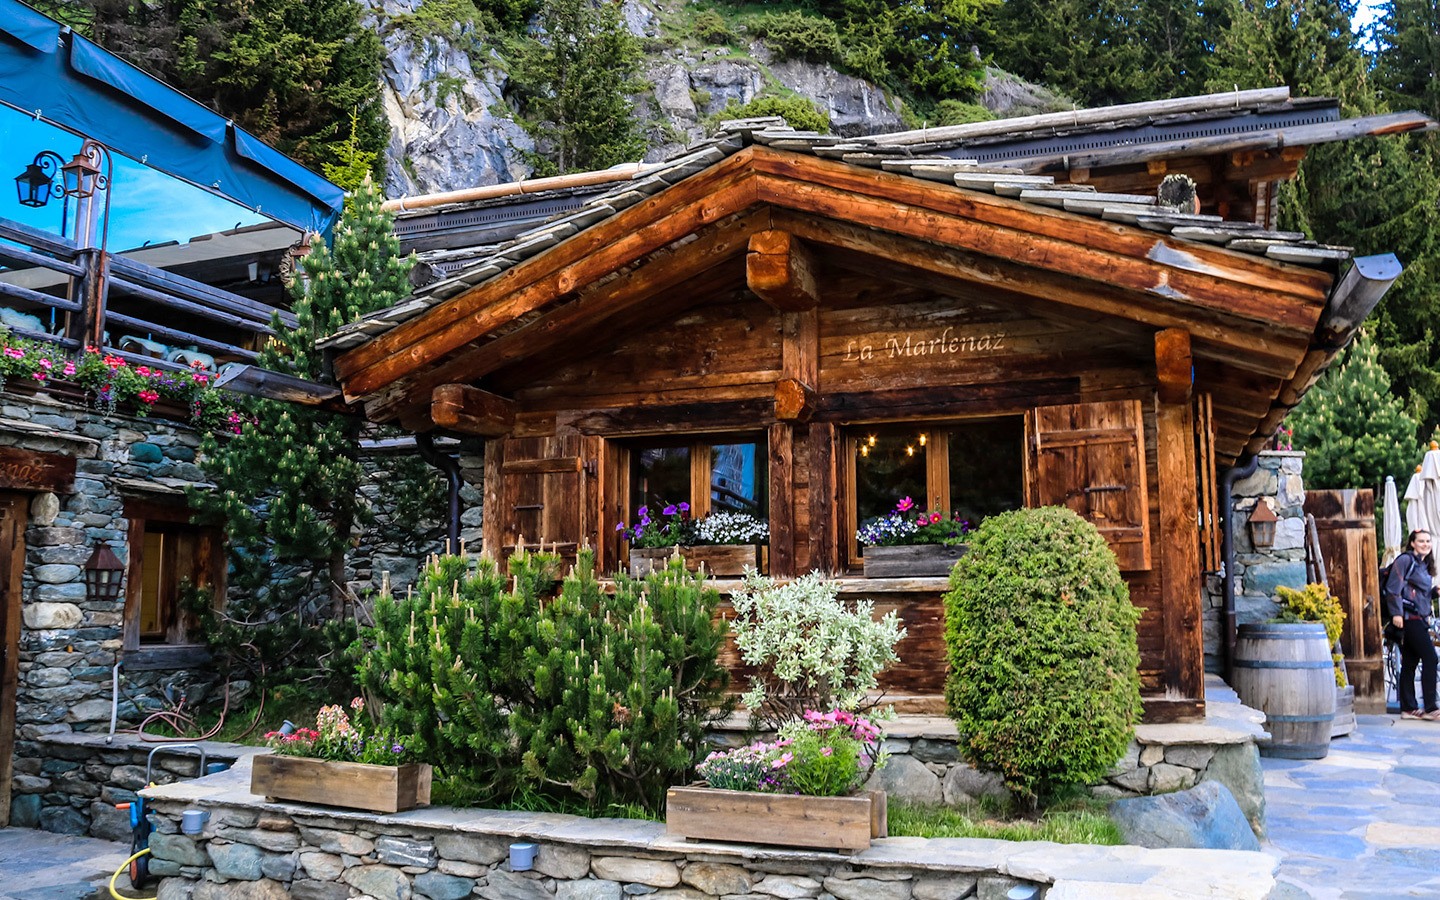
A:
[136, 757, 1280, 900]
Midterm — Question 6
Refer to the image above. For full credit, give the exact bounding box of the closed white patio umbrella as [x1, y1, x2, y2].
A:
[1421, 442, 1440, 540]
[1404, 463, 1427, 534]
[1384, 475, 1403, 564]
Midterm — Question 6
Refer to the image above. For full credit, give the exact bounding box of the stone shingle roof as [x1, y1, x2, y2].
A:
[320, 113, 1356, 353]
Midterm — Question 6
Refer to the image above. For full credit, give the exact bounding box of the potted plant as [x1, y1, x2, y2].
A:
[666, 709, 888, 852]
[620, 503, 768, 577]
[250, 697, 431, 813]
[857, 496, 972, 577]
[1275, 582, 1354, 738]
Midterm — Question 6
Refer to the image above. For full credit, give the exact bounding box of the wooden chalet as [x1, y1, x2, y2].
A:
[325, 89, 1434, 721]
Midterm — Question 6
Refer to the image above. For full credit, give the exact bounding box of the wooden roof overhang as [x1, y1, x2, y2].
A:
[332, 146, 1338, 463]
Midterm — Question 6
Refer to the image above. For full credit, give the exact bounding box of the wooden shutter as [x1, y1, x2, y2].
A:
[1027, 399, 1151, 571]
[492, 433, 592, 559]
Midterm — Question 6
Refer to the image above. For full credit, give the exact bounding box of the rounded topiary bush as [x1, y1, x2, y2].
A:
[944, 506, 1142, 805]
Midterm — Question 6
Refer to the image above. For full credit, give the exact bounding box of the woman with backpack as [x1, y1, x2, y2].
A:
[1386, 529, 1440, 720]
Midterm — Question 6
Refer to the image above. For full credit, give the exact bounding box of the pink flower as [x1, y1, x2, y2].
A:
[37, 358, 51, 369]
[929, 512, 942, 524]
[31, 372, 45, 381]
[771, 752, 793, 769]
[821, 746, 833, 757]
[136, 366, 150, 376]
[3, 347, 23, 359]
[350, 697, 365, 712]
[62, 362, 75, 376]
[895, 496, 915, 512]
[137, 390, 159, 404]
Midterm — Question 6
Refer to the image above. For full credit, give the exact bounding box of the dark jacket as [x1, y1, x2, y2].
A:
[1385, 551, 1435, 619]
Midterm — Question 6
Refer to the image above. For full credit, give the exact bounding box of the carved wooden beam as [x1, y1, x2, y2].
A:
[747, 230, 820, 312]
[431, 384, 517, 436]
[1155, 328, 1193, 404]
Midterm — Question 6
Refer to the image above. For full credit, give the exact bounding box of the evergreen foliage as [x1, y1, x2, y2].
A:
[1370, 0, 1440, 120]
[357, 548, 732, 813]
[713, 95, 831, 134]
[71, 0, 387, 175]
[987, 0, 1233, 105]
[944, 507, 1141, 806]
[188, 177, 414, 692]
[510, 0, 648, 174]
[1286, 332, 1419, 490]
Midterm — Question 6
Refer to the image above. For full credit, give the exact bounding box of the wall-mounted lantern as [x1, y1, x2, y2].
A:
[14, 150, 66, 209]
[1248, 499, 1278, 549]
[83, 542, 125, 602]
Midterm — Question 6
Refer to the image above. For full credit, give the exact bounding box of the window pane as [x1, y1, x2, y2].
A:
[711, 443, 765, 514]
[631, 446, 690, 514]
[947, 418, 1025, 526]
[139, 531, 166, 641]
[855, 426, 928, 525]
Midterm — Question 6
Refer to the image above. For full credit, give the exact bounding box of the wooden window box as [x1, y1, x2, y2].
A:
[250, 755, 433, 813]
[861, 544, 967, 578]
[628, 545, 766, 578]
[666, 786, 887, 853]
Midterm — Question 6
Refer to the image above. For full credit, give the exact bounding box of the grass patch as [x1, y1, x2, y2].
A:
[887, 798, 1124, 845]
[430, 774, 660, 821]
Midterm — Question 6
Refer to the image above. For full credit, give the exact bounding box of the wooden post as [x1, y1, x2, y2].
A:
[777, 307, 819, 422]
[747, 230, 819, 312]
[808, 422, 840, 575]
[66, 248, 108, 348]
[482, 438, 505, 560]
[1155, 329, 1204, 709]
[768, 422, 795, 577]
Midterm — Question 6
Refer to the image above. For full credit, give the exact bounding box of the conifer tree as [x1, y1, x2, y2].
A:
[510, 0, 647, 174]
[1286, 332, 1419, 490]
[189, 177, 413, 689]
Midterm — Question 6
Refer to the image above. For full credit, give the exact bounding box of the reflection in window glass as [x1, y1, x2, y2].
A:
[631, 446, 689, 513]
[854, 426, 927, 525]
[948, 419, 1024, 527]
[711, 443, 765, 513]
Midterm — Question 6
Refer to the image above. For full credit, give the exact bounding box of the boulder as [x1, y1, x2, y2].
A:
[1200, 741, 1266, 837]
[868, 753, 942, 805]
[1108, 780, 1260, 850]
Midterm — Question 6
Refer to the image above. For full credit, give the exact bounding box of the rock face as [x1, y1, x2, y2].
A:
[1108, 780, 1261, 851]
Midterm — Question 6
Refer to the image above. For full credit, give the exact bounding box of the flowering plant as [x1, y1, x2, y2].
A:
[693, 510, 768, 545]
[856, 496, 971, 547]
[0, 331, 243, 433]
[695, 708, 885, 797]
[264, 697, 417, 766]
[619, 504, 770, 548]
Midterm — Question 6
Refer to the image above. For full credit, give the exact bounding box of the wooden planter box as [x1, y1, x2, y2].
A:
[628, 545, 765, 578]
[251, 755, 432, 813]
[861, 543, 967, 578]
[666, 786, 886, 853]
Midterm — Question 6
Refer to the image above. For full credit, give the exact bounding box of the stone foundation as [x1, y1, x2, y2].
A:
[137, 756, 1281, 900]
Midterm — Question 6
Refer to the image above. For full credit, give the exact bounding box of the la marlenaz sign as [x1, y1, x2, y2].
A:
[842, 326, 1009, 362]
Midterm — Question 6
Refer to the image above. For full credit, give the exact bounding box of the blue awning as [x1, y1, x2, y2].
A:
[0, 0, 343, 235]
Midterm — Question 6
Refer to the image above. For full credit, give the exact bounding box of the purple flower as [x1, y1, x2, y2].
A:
[678, 502, 690, 512]
[663, 504, 677, 516]
[391, 744, 403, 754]
[615, 523, 626, 532]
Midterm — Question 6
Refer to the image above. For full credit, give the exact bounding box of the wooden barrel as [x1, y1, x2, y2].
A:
[1233, 622, 1337, 759]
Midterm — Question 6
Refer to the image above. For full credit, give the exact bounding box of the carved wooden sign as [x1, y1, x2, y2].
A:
[841, 325, 1011, 362]
[0, 446, 76, 492]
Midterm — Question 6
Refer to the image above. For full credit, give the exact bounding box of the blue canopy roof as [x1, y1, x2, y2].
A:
[0, 0, 344, 235]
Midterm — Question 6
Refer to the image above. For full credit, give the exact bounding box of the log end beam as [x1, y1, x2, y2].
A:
[747, 230, 819, 312]
[775, 377, 816, 423]
[431, 383, 517, 436]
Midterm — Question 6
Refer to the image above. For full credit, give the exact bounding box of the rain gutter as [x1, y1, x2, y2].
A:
[415, 432, 462, 554]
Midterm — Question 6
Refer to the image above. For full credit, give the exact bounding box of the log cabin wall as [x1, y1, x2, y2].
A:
[480, 280, 1205, 715]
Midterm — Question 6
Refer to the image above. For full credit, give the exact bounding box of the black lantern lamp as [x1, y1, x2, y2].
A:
[1247, 500, 1278, 549]
[83, 542, 125, 603]
[15, 150, 66, 208]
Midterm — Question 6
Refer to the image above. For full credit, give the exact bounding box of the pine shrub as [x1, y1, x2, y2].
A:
[357, 548, 730, 814]
[943, 506, 1141, 807]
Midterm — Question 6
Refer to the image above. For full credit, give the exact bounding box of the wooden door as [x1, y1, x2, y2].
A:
[1027, 399, 1151, 570]
[1304, 489, 1382, 708]
[0, 492, 28, 827]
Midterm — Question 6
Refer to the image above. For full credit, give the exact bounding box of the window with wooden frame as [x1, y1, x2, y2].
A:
[627, 436, 768, 520]
[122, 499, 223, 667]
[846, 417, 1026, 564]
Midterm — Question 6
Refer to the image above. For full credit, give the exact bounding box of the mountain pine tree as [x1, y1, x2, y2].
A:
[188, 177, 413, 689]
[1287, 332, 1420, 490]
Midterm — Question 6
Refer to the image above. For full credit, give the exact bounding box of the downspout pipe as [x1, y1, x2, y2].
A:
[1221, 452, 1261, 684]
[415, 433, 462, 554]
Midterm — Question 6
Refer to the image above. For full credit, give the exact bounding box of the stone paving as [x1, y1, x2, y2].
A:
[0, 826, 128, 900]
[1264, 713, 1440, 900]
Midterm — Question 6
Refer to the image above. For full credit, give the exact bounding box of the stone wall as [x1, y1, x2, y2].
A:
[136, 755, 1281, 900]
[11, 733, 256, 838]
[1203, 451, 1309, 674]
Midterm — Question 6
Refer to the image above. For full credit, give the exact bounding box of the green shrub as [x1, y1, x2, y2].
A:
[934, 99, 995, 126]
[357, 547, 731, 814]
[713, 95, 830, 134]
[943, 506, 1142, 807]
[729, 570, 905, 727]
[691, 9, 735, 45]
[750, 10, 843, 63]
